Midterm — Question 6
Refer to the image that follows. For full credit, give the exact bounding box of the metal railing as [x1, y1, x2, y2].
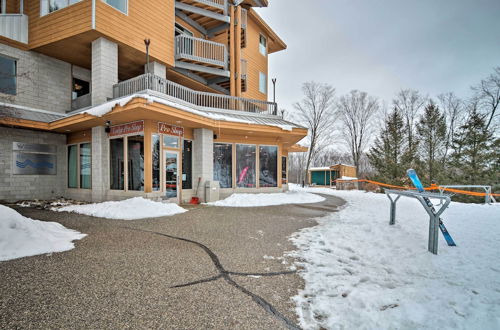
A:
[177, 0, 226, 11]
[175, 35, 228, 69]
[0, 14, 28, 44]
[241, 59, 248, 80]
[113, 73, 278, 116]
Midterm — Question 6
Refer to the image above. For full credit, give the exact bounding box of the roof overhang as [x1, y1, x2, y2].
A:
[248, 9, 286, 53]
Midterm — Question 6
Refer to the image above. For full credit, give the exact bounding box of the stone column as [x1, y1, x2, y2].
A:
[91, 37, 118, 106]
[144, 61, 167, 79]
[192, 128, 213, 202]
[91, 126, 109, 202]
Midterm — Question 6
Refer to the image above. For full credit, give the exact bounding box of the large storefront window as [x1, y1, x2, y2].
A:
[259, 146, 277, 187]
[152, 134, 161, 191]
[68, 145, 78, 188]
[236, 144, 256, 188]
[214, 143, 232, 188]
[127, 135, 144, 191]
[80, 143, 91, 189]
[163, 135, 179, 148]
[110, 138, 124, 190]
[182, 140, 192, 189]
[282, 156, 287, 184]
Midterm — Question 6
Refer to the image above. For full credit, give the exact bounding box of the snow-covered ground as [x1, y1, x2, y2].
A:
[54, 197, 187, 220]
[288, 184, 500, 330]
[0, 205, 86, 262]
[206, 191, 325, 207]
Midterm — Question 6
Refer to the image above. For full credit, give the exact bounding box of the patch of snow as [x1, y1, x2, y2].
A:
[288, 185, 500, 329]
[54, 197, 187, 220]
[206, 191, 325, 207]
[310, 167, 331, 171]
[340, 176, 358, 180]
[0, 205, 86, 262]
[263, 255, 275, 260]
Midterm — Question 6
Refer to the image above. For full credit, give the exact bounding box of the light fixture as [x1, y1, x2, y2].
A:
[105, 120, 111, 133]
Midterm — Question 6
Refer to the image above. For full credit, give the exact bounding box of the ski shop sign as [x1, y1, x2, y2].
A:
[109, 120, 144, 137]
[12, 142, 57, 175]
[158, 122, 184, 137]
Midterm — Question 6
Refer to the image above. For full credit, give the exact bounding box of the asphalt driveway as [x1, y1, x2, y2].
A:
[0, 194, 344, 329]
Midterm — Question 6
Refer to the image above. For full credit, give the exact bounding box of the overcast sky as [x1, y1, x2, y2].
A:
[256, 0, 500, 113]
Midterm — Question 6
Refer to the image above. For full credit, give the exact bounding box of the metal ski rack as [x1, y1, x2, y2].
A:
[384, 189, 452, 255]
[438, 185, 496, 204]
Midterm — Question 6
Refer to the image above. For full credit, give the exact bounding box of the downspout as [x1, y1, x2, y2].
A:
[92, 0, 96, 29]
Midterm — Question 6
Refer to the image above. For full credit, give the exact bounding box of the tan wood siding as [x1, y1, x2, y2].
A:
[27, 0, 92, 48]
[241, 14, 268, 101]
[95, 0, 174, 68]
[67, 129, 92, 144]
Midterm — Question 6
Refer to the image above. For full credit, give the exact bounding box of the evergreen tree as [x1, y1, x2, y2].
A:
[451, 109, 495, 184]
[368, 108, 407, 183]
[416, 101, 447, 184]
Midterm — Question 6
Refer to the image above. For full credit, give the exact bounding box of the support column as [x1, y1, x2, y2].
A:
[144, 61, 167, 79]
[91, 126, 109, 202]
[234, 5, 242, 97]
[92, 37, 118, 106]
[229, 5, 236, 97]
[192, 128, 214, 202]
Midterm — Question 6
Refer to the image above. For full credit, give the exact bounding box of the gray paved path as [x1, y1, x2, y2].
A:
[0, 194, 344, 329]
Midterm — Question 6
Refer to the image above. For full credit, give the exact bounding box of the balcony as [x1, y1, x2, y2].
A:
[175, 0, 230, 36]
[0, 14, 28, 44]
[113, 73, 278, 116]
[71, 93, 92, 111]
[175, 34, 229, 78]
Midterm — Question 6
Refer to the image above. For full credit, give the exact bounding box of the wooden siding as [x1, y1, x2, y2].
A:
[67, 129, 92, 144]
[27, 0, 92, 49]
[241, 13, 268, 101]
[95, 0, 174, 68]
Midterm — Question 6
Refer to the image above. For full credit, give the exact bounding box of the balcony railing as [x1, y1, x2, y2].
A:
[71, 93, 92, 111]
[175, 34, 228, 69]
[113, 73, 278, 116]
[0, 14, 28, 44]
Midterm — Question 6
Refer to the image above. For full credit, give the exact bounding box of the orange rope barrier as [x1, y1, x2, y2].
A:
[334, 179, 500, 197]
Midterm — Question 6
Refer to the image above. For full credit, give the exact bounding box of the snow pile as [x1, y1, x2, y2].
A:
[207, 191, 325, 207]
[288, 185, 500, 329]
[340, 176, 358, 180]
[54, 197, 187, 220]
[0, 205, 86, 262]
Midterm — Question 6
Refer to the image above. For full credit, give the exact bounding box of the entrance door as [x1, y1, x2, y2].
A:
[164, 151, 180, 202]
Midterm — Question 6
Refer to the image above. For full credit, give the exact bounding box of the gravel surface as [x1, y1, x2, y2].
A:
[0, 194, 344, 329]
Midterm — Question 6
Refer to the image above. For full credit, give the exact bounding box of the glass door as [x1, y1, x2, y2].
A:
[164, 150, 179, 202]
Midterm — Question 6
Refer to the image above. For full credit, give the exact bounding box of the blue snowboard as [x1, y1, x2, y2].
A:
[407, 169, 456, 246]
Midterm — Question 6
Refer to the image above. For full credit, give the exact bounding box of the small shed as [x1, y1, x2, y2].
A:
[309, 164, 357, 186]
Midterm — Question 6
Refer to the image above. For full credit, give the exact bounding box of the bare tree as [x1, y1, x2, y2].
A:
[472, 66, 500, 131]
[293, 81, 337, 184]
[393, 89, 427, 165]
[338, 90, 379, 176]
[437, 92, 464, 163]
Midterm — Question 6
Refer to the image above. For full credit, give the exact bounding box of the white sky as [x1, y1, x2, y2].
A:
[256, 0, 500, 114]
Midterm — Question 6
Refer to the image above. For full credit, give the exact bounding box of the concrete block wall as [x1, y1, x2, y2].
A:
[91, 37, 118, 105]
[145, 61, 167, 79]
[0, 127, 66, 202]
[0, 44, 72, 113]
[192, 128, 213, 202]
[91, 126, 110, 202]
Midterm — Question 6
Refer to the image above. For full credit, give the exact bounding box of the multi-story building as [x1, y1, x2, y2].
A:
[0, 0, 307, 203]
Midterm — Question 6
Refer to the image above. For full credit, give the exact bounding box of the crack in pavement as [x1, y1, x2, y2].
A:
[122, 227, 301, 330]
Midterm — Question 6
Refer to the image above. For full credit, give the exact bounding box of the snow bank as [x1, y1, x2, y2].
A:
[207, 191, 325, 207]
[0, 205, 86, 262]
[54, 197, 187, 220]
[288, 185, 500, 329]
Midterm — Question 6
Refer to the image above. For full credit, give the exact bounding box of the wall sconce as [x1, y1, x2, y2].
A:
[105, 121, 111, 133]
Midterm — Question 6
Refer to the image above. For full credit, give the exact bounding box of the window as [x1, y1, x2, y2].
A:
[67, 143, 91, 189]
[40, 0, 81, 16]
[163, 135, 179, 149]
[0, 55, 16, 95]
[259, 34, 267, 56]
[127, 135, 144, 191]
[80, 143, 91, 189]
[281, 156, 287, 184]
[102, 0, 127, 14]
[259, 146, 277, 187]
[110, 138, 124, 190]
[68, 145, 78, 188]
[182, 140, 192, 189]
[236, 144, 256, 188]
[259, 72, 267, 94]
[152, 134, 161, 191]
[72, 78, 90, 100]
[214, 143, 232, 188]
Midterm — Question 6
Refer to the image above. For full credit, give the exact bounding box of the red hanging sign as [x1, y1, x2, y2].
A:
[158, 122, 184, 137]
[109, 120, 144, 137]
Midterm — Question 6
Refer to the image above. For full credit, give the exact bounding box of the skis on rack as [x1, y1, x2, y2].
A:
[407, 169, 456, 246]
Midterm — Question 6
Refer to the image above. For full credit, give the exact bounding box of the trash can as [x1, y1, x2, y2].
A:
[205, 181, 220, 203]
